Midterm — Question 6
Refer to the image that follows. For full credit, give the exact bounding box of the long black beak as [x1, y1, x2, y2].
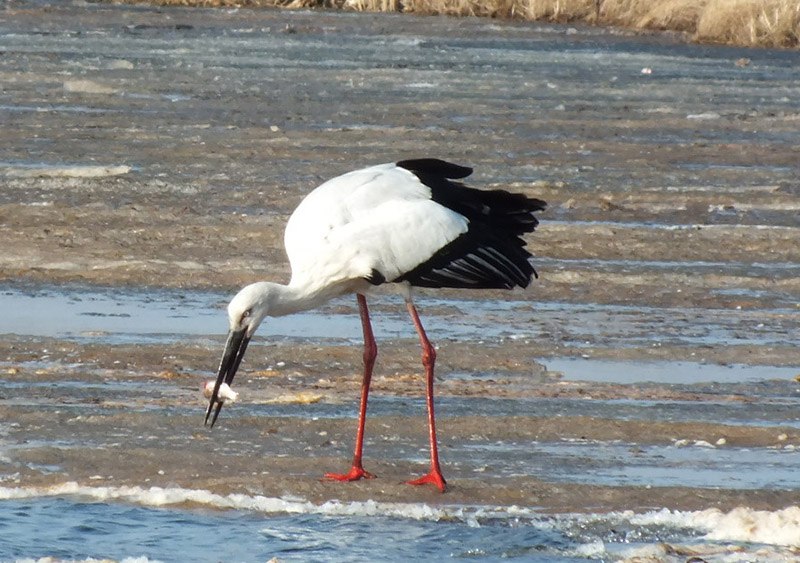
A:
[205, 327, 250, 428]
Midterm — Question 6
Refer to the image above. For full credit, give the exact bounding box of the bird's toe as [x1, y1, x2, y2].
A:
[323, 466, 376, 482]
[406, 471, 447, 492]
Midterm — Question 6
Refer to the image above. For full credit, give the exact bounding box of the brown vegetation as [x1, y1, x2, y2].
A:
[115, 0, 799, 47]
[695, 0, 800, 47]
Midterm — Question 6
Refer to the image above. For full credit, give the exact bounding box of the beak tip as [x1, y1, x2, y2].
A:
[205, 400, 224, 429]
[203, 400, 216, 427]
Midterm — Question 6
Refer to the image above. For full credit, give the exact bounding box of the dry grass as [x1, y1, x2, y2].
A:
[368, 0, 600, 20]
[112, 0, 800, 47]
[604, 0, 705, 32]
[696, 0, 800, 48]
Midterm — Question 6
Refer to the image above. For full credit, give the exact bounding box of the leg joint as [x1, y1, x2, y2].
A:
[363, 341, 378, 365]
[421, 342, 436, 367]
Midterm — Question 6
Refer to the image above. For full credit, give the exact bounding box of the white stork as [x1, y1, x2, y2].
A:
[205, 158, 546, 492]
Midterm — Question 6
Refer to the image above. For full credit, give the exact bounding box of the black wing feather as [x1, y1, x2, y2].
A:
[396, 158, 473, 180]
[394, 159, 546, 290]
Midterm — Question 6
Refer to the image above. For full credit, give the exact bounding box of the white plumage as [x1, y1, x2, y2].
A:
[284, 163, 468, 299]
[205, 158, 546, 492]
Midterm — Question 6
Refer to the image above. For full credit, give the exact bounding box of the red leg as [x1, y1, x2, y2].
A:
[324, 294, 377, 482]
[405, 300, 447, 492]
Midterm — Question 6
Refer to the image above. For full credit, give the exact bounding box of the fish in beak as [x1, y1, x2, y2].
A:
[204, 327, 250, 428]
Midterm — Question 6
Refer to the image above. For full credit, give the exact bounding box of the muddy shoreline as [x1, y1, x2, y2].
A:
[5, 364, 800, 512]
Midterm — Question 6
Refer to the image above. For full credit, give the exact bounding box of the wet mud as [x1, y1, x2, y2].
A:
[1, 1, 799, 514]
[4, 353, 800, 512]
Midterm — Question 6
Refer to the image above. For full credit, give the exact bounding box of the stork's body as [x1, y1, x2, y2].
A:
[205, 158, 546, 492]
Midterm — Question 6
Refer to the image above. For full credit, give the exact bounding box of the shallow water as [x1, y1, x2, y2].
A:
[2, 491, 799, 563]
[546, 357, 799, 385]
[2, 283, 797, 357]
[0, 497, 587, 562]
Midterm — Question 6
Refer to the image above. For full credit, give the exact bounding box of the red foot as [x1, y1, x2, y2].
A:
[406, 470, 447, 492]
[323, 466, 376, 482]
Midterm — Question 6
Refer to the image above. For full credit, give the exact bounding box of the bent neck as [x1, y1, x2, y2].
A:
[261, 278, 345, 318]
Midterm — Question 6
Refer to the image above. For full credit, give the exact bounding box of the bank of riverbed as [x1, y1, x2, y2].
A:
[108, 0, 800, 48]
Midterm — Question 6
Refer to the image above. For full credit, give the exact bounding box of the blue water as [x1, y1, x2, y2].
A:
[4, 490, 799, 561]
[0, 498, 585, 562]
[1, 283, 797, 352]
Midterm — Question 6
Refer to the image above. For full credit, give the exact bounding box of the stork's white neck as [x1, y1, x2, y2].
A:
[237, 277, 352, 321]
[265, 280, 332, 317]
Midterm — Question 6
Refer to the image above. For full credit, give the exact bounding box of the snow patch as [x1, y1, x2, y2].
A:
[2, 164, 131, 178]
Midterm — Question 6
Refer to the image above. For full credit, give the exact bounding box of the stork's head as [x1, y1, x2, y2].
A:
[204, 282, 274, 428]
[227, 282, 274, 337]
